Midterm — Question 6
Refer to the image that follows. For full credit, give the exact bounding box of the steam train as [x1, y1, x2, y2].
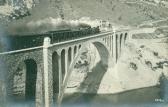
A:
[3, 26, 100, 51]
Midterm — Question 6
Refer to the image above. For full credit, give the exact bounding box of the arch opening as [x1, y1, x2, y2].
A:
[74, 46, 77, 56]
[79, 45, 81, 49]
[77, 42, 110, 93]
[68, 47, 72, 67]
[52, 52, 59, 101]
[116, 34, 118, 61]
[120, 34, 123, 53]
[124, 33, 128, 43]
[12, 59, 37, 106]
[61, 49, 66, 81]
[92, 42, 110, 66]
[25, 59, 37, 102]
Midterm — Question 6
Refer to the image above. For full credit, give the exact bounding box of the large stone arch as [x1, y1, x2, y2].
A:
[82, 41, 110, 92]
[0, 50, 44, 106]
[56, 33, 131, 104]
[74, 45, 77, 56]
[11, 58, 37, 105]
[10, 53, 41, 80]
[1, 51, 45, 105]
[57, 40, 111, 103]
[72, 41, 110, 92]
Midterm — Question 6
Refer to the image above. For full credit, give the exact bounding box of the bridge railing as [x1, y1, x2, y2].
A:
[49, 31, 113, 47]
[0, 46, 43, 55]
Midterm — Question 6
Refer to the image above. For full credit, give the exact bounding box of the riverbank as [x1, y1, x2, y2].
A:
[62, 85, 167, 107]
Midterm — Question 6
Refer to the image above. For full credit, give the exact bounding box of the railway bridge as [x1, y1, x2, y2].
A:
[0, 30, 130, 107]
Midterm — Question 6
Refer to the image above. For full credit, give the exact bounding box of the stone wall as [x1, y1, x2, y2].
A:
[0, 48, 44, 106]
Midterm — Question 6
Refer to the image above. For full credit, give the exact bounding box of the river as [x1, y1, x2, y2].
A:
[61, 85, 167, 107]
[5, 78, 168, 107]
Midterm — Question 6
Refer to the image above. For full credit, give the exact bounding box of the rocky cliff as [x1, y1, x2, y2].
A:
[1, 0, 168, 27]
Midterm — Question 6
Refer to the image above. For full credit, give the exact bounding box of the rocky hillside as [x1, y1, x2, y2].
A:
[1, 0, 168, 28]
[0, 0, 39, 24]
[62, 0, 168, 26]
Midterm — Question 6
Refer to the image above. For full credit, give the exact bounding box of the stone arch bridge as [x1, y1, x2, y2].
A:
[0, 30, 129, 107]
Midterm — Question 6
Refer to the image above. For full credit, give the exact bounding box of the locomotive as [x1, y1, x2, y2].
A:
[3, 26, 100, 51]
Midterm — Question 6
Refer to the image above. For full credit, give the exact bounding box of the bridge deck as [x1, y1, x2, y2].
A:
[0, 28, 100, 52]
[0, 31, 114, 55]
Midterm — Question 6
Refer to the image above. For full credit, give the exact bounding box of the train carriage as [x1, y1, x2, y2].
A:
[1, 26, 100, 52]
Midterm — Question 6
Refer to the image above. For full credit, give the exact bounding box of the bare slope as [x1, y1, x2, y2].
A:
[5, 0, 168, 27]
[62, 0, 168, 26]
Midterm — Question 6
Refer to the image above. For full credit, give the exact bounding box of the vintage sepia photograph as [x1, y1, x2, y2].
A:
[0, 0, 168, 107]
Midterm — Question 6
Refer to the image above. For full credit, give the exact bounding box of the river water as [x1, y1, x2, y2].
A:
[61, 78, 168, 107]
[5, 83, 168, 107]
[5, 77, 168, 107]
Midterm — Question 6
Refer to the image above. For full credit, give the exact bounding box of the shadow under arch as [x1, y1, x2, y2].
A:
[61, 49, 66, 81]
[52, 51, 59, 102]
[11, 59, 37, 106]
[92, 41, 110, 67]
[120, 34, 123, 53]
